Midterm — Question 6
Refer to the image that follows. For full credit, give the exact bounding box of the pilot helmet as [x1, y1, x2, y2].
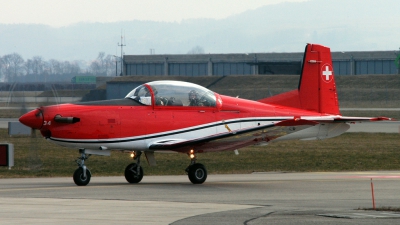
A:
[188, 90, 199, 100]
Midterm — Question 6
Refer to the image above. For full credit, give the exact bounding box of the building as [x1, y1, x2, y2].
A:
[123, 50, 399, 76]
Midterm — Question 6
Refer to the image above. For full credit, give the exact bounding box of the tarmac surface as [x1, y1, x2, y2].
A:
[1, 172, 400, 224]
[1, 110, 399, 224]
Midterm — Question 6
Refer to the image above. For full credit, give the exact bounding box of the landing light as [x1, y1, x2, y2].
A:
[130, 151, 136, 158]
[189, 149, 196, 159]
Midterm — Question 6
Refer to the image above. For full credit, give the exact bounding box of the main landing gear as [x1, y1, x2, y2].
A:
[73, 149, 92, 186]
[185, 150, 207, 184]
[123, 149, 207, 185]
[124, 151, 143, 183]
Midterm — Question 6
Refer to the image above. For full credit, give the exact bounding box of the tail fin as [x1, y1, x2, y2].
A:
[258, 43, 340, 115]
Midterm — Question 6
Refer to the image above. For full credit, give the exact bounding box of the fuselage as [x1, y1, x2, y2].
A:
[19, 80, 348, 153]
[20, 95, 333, 151]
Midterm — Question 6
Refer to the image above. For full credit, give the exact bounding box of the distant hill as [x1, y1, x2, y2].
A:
[0, 0, 399, 61]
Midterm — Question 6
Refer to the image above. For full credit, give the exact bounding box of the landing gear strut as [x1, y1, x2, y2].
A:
[73, 149, 92, 186]
[124, 151, 144, 183]
[185, 150, 207, 184]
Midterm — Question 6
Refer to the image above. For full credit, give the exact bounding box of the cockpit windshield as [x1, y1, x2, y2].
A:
[124, 85, 152, 105]
[125, 81, 216, 107]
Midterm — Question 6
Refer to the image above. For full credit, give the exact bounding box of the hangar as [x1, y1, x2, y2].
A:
[123, 50, 399, 76]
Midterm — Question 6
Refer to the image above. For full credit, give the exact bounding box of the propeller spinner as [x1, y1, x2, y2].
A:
[19, 108, 44, 130]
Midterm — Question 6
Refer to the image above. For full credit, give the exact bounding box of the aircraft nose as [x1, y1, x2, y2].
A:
[19, 108, 44, 129]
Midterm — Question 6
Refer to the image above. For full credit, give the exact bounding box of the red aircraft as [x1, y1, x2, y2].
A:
[19, 44, 391, 186]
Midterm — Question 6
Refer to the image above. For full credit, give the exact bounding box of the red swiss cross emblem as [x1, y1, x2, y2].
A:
[321, 63, 333, 83]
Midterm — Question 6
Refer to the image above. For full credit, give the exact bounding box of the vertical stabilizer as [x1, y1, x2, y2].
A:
[258, 43, 340, 115]
[299, 44, 340, 114]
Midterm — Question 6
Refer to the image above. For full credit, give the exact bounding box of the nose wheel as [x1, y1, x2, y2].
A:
[73, 167, 91, 186]
[73, 149, 91, 186]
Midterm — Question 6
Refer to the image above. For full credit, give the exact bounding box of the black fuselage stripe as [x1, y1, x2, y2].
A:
[49, 118, 285, 144]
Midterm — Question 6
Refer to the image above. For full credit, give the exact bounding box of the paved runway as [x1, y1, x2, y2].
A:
[1, 172, 400, 224]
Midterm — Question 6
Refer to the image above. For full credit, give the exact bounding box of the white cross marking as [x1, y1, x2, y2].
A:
[322, 66, 332, 81]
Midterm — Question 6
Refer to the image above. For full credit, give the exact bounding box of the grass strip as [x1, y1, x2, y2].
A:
[0, 131, 399, 178]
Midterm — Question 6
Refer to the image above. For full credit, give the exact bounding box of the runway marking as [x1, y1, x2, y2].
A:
[339, 175, 400, 179]
[352, 212, 400, 218]
[352, 213, 388, 218]
[0, 184, 132, 192]
[357, 175, 400, 179]
[0, 197, 258, 224]
[311, 171, 400, 180]
[320, 212, 400, 219]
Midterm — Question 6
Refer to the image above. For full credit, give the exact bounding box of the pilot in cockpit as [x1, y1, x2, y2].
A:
[188, 90, 203, 106]
[151, 87, 167, 105]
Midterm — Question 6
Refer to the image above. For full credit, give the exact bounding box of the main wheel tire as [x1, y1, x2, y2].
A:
[124, 163, 144, 183]
[73, 167, 91, 186]
[188, 163, 207, 184]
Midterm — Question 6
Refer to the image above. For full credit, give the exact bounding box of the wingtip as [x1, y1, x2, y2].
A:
[370, 117, 395, 121]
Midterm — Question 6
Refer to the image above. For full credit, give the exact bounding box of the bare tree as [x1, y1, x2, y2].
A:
[49, 59, 62, 74]
[25, 59, 34, 75]
[89, 52, 114, 75]
[1, 53, 25, 82]
[105, 54, 114, 76]
[62, 61, 80, 74]
[97, 52, 106, 70]
[72, 60, 87, 71]
[187, 46, 205, 54]
[90, 60, 102, 75]
[32, 56, 45, 75]
[69, 62, 81, 74]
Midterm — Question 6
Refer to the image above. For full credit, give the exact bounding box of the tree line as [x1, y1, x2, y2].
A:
[0, 52, 120, 82]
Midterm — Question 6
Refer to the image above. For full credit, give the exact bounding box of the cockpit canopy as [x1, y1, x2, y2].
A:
[125, 81, 217, 107]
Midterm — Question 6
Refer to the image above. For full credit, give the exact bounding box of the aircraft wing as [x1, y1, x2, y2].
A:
[148, 119, 318, 153]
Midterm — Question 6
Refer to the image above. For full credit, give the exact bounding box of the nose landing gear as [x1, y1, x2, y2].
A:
[185, 150, 207, 184]
[73, 149, 91, 186]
